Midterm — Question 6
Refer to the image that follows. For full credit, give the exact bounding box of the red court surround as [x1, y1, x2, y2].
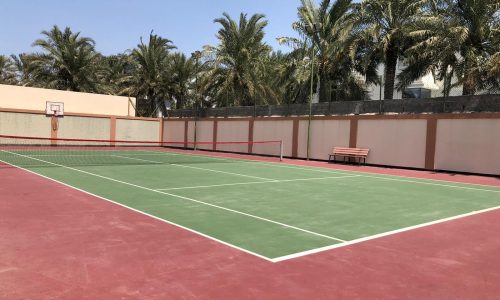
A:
[1, 159, 499, 299]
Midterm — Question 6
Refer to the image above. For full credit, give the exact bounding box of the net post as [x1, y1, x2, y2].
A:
[193, 122, 198, 151]
[279, 140, 283, 161]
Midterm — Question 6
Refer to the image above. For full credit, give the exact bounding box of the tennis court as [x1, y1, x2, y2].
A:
[2, 138, 499, 262]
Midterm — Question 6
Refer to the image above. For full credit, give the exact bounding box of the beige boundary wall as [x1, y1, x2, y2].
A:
[0, 84, 136, 117]
[435, 119, 500, 175]
[163, 113, 500, 176]
[0, 108, 162, 146]
[0, 111, 51, 138]
[3, 103, 497, 175]
[357, 119, 427, 168]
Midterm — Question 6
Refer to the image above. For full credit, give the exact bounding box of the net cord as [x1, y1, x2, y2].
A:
[0, 134, 282, 148]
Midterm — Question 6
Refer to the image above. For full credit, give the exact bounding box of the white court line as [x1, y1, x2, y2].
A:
[143, 149, 500, 191]
[244, 162, 500, 191]
[271, 204, 500, 262]
[0, 156, 273, 262]
[156, 175, 361, 191]
[28, 153, 181, 157]
[3, 150, 346, 245]
[111, 154, 276, 182]
[139, 150, 500, 193]
[2, 150, 500, 263]
[28, 152, 233, 158]
[260, 163, 500, 193]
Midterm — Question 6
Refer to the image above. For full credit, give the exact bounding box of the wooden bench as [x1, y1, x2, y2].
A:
[329, 147, 369, 164]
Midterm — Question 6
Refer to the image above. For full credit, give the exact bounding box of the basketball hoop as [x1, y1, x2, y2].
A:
[46, 101, 64, 132]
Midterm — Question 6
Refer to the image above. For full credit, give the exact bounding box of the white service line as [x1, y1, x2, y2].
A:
[111, 154, 276, 182]
[271, 204, 500, 262]
[145, 150, 500, 192]
[245, 161, 500, 192]
[0, 156, 274, 262]
[156, 175, 361, 191]
[4, 150, 346, 244]
[3, 150, 500, 263]
[30, 153, 191, 157]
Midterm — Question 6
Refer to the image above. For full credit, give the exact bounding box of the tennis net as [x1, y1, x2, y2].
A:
[0, 135, 283, 168]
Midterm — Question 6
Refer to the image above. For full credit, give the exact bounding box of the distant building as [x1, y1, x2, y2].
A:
[366, 62, 462, 100]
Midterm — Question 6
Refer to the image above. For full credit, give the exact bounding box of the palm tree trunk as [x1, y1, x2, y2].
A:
[158, 99, 167, 116]
[176, 96, 183, 109]
[443, 70, 453, 97]
[462, 72, 476, 95]
[384, 46, 398, 100]
[318, 66, 330, 103]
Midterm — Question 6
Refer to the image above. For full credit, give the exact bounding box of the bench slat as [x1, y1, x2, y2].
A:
[333, 147, 369, 157]
[330, 147, 369, 165]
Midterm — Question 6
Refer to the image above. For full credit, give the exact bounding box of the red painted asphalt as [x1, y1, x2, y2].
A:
[1, 161, 499, 299]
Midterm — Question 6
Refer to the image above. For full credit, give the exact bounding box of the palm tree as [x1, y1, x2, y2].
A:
[168, 52, 197, 109]
[398, 0, 500, 95]
[0, 55, 17, 84]
[359, 0, 428, 99]
[28, 25, 101, 92]
[263, 50, 309, 105]
[97, 54, 134, 95]
[280, 0, 377, 102]
[204, 13, 273, 106]
[121, 32, 176, 116]
[10, 54, 35, 86]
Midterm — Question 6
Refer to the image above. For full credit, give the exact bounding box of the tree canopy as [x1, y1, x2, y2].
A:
[1, 0, 498, 116]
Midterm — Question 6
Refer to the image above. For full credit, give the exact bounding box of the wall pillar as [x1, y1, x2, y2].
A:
[292, 119, 299, 157]
[109, 117, 117, 146]
[213, 120, 218, 150]
[248, 119, 254, 153]
[184, 120, 189, 148]
[159, 118, 164, 145]
[425, 117, 438, 170]
[349, 119, 358, 148]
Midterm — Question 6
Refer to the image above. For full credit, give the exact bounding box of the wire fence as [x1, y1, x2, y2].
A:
[165, 94, 500, 118]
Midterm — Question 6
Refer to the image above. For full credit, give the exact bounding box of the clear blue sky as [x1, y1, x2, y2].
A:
[0, 0, 302, 56]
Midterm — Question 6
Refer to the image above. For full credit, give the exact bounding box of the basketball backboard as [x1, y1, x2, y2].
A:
[46, 101, 64, 116]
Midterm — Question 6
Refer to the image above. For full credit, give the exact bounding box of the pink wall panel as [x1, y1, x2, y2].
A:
[193, 121, 214, 150]
[253, 120, 293, 157]
[435, 119, 500, 175]
[163, 120, 185, 146]
[216, 121, 249, 153]
[357, 119, 427, 168]
[308, 120, 350, 160]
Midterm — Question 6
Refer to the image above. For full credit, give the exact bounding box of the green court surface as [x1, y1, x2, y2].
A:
[1, 149, 500, 261]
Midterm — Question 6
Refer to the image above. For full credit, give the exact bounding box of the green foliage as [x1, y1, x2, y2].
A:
[399, 0, 500, 95]
[1, 0, 498, 114]
[120, 32, 176, 116]
[203, 13, 274, 106]
[0, 55, 17, 84]
[168, 52, 197, 109]
[26, 26, 102, 92]
[280, 0, 377, 102]
[358, 0, 428, 99]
